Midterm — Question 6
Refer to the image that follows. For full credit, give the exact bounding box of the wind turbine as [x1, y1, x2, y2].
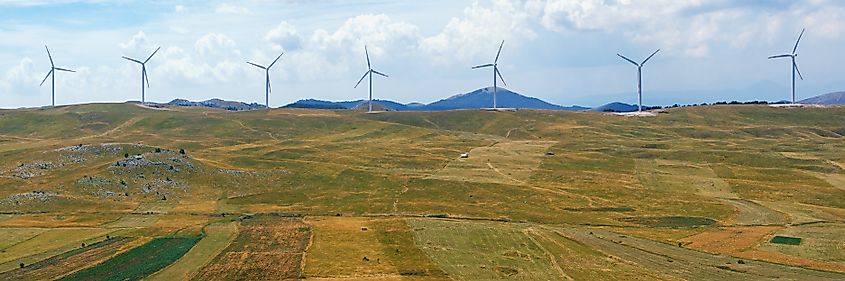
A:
[247, 52, 284, 108]
[472, 40, 507, 109]
[617, 49, 660, 112]
[122, 47, 160, 103]
[768, 28, 805, 104]
[354, 45, 388, 112]
[39, 46, 75, 107]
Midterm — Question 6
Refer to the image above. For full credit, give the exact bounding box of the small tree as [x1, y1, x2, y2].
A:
[124, 153, 129, 158]
[155, 148, 162, 153]
[179, 148, 186, 155]
[19, 263, 24, 269]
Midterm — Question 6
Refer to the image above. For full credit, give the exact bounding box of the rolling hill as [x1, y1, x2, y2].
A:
[0, 104, 843, 280]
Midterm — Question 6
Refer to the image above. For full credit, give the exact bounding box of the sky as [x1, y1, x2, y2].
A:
[2, 0, 845, 108]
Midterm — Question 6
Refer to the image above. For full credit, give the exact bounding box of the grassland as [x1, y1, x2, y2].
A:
[0, 104, 843, 279]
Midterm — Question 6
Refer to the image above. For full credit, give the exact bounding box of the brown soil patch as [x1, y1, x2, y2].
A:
[193, 216, 311, 280]
[681, 226, 781, 254]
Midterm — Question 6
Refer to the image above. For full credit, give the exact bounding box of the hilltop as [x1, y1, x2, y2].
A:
[0, 104, 843, 280]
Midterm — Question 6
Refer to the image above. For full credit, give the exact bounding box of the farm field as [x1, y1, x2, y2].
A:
[0, 103, 843, 279]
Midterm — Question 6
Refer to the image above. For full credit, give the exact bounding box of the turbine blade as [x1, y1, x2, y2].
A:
[354, 71, 369, 88]
[54, 67, 75, 72]
[144, 46, 161, 63]
[472, 64, 494, 69]
[39, 70, 53, 86]
[617, 54, 639, 66]
[122, 57, 143, 64]
[269, 52, 284, 69]
[143, 68, 150, 88]
[372, 69, 388, 78]
[45, 45, 54, 66]
[793, 28, 805, 54]
[495, 40, 504, 63]
[794, 62, 803, 80]
[496, 67, 507, 87]
[247, 62, 267, 70]
[365, 45, 371, 69]
[768, 54, 792, 59]
[267, 76, 272, 93]
[641, 49, 660, 65]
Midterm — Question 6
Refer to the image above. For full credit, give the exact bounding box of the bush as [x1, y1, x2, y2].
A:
[179, 148, 186, 155]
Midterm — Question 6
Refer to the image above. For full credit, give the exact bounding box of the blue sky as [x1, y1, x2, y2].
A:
[1, 0, 845, 108]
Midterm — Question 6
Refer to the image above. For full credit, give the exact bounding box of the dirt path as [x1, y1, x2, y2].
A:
[523, 228, 574, 280]
[78, 116, 143, 140]
[719, 198, 790, 226]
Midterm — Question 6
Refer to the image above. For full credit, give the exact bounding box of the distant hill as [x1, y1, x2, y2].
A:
[282, 87, 587, 111]
[425, 87, 587, 111]
[590, 102, 640, 112]
[800, 91, 845, 105]
[166, 99, 266, 111]
[282, 99, 347, 110]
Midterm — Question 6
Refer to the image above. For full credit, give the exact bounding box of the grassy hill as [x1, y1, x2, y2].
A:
[1, 103, 844, 280]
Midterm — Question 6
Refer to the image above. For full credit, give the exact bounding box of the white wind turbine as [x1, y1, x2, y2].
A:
[617, 49, 660, 112]
[354, 45, 388, 112]
[472, 40, 507, 109]
[768, 28, 805, 104]
[247, 52, 284, 108]
[39, 46, 75, 107]
[122, 47, 160, 103]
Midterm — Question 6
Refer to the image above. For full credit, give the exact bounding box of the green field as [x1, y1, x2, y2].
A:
[60, 237, 199, 281]
[0, 104, 844, 279]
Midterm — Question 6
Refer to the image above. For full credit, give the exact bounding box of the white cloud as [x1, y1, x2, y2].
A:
[215, 3, 251, 15]
[263, 21, 302, 51]
[421, 0, 536, 63]
[174, 5, 185, 13]
[195, 33, 239, 57]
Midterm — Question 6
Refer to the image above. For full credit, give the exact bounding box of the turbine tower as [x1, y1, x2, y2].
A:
[768, 28, 805, 104]
[39, 46, 75, 107]
[247, 52, 284, 108]
[617, 49, 660, 112]
[354, 45, 388, 112]
[472, 40, 507, 109]
[122, 47, 160, 103]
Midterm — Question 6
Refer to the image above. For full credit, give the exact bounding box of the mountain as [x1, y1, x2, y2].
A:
[282, 99, 347, 109]
[166, 99, 266, 111]
[800, 91, 845, 105]
[424, 87, 587, 111]
[284, 99, 409, 111]
[281, 88, 586, 111]
[590, 102, 639, 112]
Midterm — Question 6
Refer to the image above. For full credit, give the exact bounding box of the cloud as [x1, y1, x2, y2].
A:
[215, 3, 251, 15]
[421, 0, 536, 63]
[195, 33, 239, 57]
[526, 0, 845, 57]
[263, 21, 302, 51]
[174, 5, 185, 13]
[1, 58, 39, 96]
